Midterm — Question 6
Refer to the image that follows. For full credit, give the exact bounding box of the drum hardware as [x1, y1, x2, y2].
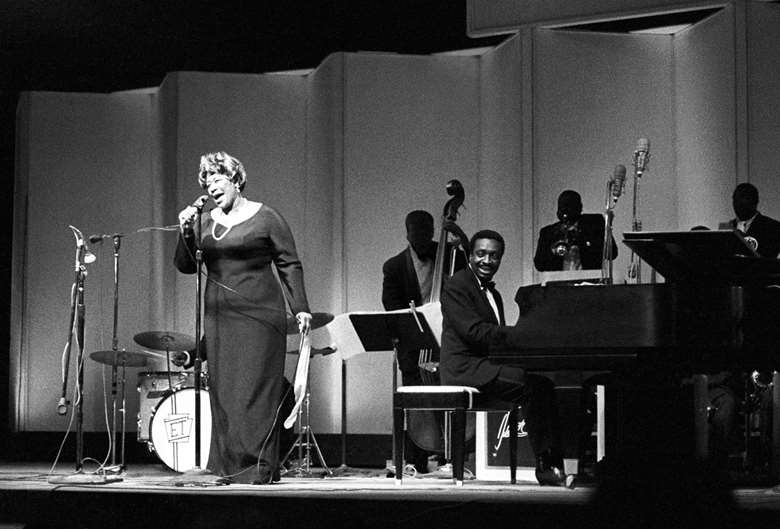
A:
[133, 330, 201, 462]
[133, 331, 197, 353]
[285, 312, 334, 335]
[282, 334, 332, 477]
[285, 346, 336, 357]
[89, 349, 157, 367]
[281, 379, 331, 477]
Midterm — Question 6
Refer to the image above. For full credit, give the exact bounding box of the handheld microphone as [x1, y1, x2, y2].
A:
[612, 164, 627, 199]
[633, 138, 650, 175]
[192, 195, 210, 210]
[57, 397, 68, 416]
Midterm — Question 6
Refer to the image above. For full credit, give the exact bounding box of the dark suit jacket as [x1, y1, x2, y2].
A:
[382, 246, 427, 312]
[381, 243, 466, 311]
[721, 213, 780, 258]
[382, 243, 466, 372]
[439, 267, 516, 388]
[534, 213, 617, 271]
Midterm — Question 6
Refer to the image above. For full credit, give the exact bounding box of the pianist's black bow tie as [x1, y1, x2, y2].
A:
[480, 280, 496, 291]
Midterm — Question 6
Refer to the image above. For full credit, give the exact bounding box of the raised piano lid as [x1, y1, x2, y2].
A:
[622, 229, 780, 284]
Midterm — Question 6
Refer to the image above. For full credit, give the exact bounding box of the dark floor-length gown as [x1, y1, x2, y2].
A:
[175, 203, 309, 483]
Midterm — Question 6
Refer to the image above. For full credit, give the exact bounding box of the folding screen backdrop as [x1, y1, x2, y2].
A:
[12, 3, 780, 436]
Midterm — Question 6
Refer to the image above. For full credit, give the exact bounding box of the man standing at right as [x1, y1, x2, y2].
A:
[720, 182, 780, 258]
[720, 182, 780, 471]
[439, 229, 574, 487]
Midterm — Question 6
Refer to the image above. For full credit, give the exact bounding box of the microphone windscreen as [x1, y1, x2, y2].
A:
[613, 164, 627, 183]
[636, 138, 650, 152]
[612, 164, 627, 198]
[192, 195, 210, 208]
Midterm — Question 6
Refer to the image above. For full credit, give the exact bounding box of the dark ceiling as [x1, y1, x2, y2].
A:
[0, 1, 506, 93]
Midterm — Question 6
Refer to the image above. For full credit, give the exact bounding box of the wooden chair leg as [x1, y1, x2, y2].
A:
[508, 406, 518, 484]
[451, 407, 466, 486]
[392, 404, 406, 485]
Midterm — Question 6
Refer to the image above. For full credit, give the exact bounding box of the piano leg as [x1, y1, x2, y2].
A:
[692, 374, 710, 462]
[773, 371, 780, 481]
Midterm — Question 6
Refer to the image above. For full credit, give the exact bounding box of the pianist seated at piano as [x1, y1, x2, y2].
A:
[440, 229, 575, 488]
[533, 190, 618, 272]
[718, 182, 780, 258]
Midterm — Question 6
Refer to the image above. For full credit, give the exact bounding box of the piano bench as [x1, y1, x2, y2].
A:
[393, 385, 518, 486]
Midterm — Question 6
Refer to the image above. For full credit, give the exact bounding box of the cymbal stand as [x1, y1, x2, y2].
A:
[329, 358, 357, 476]
[282, 376, 331, 477]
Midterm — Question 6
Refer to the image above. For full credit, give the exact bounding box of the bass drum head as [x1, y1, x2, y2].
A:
[149, 387, 211, 472]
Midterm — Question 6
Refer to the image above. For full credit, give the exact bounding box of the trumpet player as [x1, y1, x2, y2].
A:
[534, 190, 617, 272]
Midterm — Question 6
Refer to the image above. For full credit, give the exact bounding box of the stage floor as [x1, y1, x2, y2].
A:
[0, 462, 779, 528]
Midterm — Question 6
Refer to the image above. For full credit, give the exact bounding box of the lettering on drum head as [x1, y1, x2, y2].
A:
[163, 413, 193, 442]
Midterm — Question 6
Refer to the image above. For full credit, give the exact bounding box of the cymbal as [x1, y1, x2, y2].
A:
[90, 350, 151, 367]
[286, 346, 337, 357]
[286, 312, 334, 335]
[133, 331, 196, 352]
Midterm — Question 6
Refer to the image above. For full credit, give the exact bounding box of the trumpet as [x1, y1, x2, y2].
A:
[550, 221, 581, 257]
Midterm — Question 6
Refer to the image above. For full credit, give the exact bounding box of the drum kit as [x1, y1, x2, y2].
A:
[89, 330, 208, 472]
[88, 316, 335, 473]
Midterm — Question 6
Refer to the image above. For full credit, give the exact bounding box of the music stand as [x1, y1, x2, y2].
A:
[622, 229, 768, 283]
[348, 311, 439, 470]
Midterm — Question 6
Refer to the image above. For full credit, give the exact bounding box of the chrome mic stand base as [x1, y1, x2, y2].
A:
[48, 472, 123, 485]
[281, 389, 332, 478]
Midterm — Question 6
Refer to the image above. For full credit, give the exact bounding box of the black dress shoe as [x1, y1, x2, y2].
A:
[535, 466, 576, 489]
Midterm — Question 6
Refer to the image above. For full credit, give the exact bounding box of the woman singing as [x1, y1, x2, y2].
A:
[175, 151, 311, 484]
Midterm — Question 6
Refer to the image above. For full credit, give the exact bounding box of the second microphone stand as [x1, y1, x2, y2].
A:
[107, 235, 127, 473]
[601, 178, 620, 284]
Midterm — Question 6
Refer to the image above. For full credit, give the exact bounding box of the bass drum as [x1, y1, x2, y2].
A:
[149, 387, 211, 472]
[137, 371, 207, 442]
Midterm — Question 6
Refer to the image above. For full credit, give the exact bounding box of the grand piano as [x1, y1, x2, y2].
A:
[490, 230, 780, 473]
[492, 230, 780, 372]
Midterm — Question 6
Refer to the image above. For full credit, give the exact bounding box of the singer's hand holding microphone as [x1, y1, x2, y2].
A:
[178, 195, 209, 233]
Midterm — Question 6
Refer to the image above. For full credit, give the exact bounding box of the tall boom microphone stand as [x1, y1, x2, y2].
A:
[602, 181, 617, 285]
[108, 234, 126, 472]
[172, 200, 219, 485]
[601, 165, 625, 284]
[193, 205, 204, 471]
[50, 228, 120, 484]
[627, 140, 650, 284]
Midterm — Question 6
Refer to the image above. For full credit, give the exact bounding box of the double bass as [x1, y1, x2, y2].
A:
[406, 179, 475, 456]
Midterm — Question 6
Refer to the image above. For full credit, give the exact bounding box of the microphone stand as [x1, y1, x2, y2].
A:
[627, 152, 647, 284]
[601, 179, 617, 284]
[193, 204, 204, 471]
[172, 201, 220, 485]
[107, 234, 126, 473]
[50, 228, 121, 484]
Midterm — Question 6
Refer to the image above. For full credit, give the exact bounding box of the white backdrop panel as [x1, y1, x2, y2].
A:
[342, 53, 481, 433]
[747, 2, 780, 219]
[674, 7, 737, 230]
[533, 29, 675, 283]
[15, 91, 158, 431]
